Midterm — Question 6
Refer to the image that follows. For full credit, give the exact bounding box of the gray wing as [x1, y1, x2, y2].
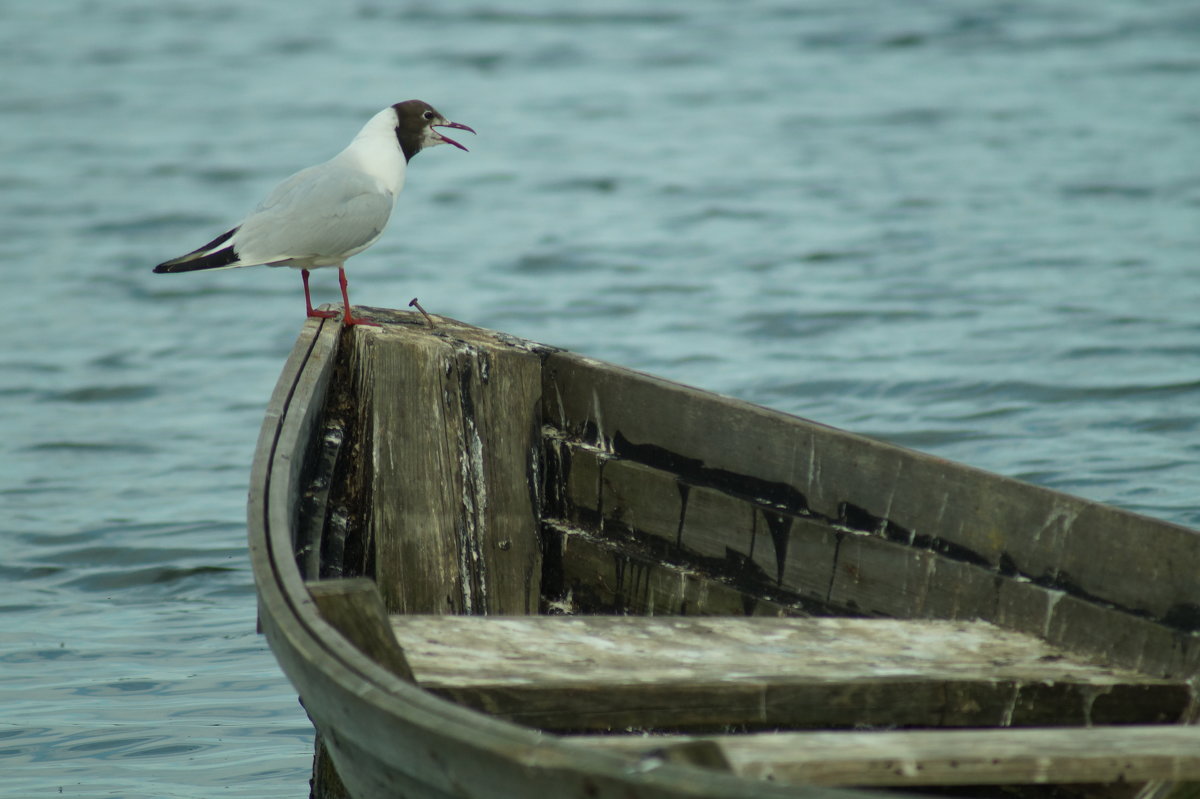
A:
[232, 162, 395, 265]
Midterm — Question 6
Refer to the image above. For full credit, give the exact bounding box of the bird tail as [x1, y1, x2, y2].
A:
[153, 227, 242, 273]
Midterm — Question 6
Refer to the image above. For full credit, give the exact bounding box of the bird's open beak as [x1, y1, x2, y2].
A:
[433, 121, 476, 152]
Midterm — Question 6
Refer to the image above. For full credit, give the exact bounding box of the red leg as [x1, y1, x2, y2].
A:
[338, 268, 378, 327]
[302, 269, 338, 319]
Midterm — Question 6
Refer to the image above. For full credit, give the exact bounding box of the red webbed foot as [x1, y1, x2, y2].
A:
[341, 309, 380, 327]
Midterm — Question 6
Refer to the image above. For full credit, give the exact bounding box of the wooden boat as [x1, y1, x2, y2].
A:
[249, 307, 1200, 799]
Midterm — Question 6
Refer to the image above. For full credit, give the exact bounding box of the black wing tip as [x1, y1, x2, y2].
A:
[153, 246, 240, 273]
[153, 227, 240, 273]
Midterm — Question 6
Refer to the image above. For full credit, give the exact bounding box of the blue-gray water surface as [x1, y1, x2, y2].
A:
[3, 1, 1199, 796]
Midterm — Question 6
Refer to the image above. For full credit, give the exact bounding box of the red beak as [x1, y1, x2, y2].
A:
[435, 121, 476, 152]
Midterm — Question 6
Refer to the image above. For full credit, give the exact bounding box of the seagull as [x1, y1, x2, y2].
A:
[153, 100, 474, 327]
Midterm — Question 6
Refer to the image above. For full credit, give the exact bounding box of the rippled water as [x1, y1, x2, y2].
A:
[3, 0, 1199, 795]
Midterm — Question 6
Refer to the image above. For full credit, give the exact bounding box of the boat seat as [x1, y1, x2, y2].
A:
[385, 614, 1189, 733]
[306, 581, 1197, 791]
[570, 725, 1200, 789]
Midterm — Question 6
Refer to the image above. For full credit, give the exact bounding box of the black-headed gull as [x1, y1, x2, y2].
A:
[153, 100, 474, 327]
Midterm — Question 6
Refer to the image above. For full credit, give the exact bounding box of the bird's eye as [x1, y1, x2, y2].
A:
[422, 110, 434, 120]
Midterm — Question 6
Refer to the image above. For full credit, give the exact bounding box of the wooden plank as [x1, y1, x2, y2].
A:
[249, 314, 341, 634]
[308, 578, 415, 682]
[342, 313, 545, 615]
[295, 414, 346, 580]
[552, 439, 688, 550]
[553, 444, 1081, 627]
[598, 458, 685, 546]
[251, 316, 341, 571]
[551, 441, 845, 609]
[677, 485, 755, 561]
[544, 523, 799, 617]
[826, 529, 1007, 621]
[1044, 593, 1200, 681]
[540, 350, 1200, 647]
[553, 441, 765, 579]
[389, 615, 1188, 732]
[765, 513, 839, 602]
[573, 726, 1200, 787]
[553, 435, 604, 520]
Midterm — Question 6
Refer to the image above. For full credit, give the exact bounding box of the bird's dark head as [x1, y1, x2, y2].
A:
[391, 100, 475, 161]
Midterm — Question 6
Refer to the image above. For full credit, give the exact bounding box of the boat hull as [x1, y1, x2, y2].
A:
[249, 309, 1200, 798]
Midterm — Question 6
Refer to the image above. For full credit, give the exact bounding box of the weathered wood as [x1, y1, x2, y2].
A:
[1144, 777, 1200, 799]
[311, 733, 353, 799]
[541, 350, 1200, 658]
[251, 312, 849, 799]
[575, 726, 1200, 788]
[251, 315, 341, 569]
[678, 484, 757, 561]
[597, 457, 686, 545]
[544, 522, 801, 617]
[341, 313, 545, 615]
[308, 578, 415, 682]
[549, 438, 845, 612]
[546, 439, 1200, 680]
[1043, 593, 1200, 683]
[252, 312, 1200, 799]
[389, 615, 1187, 732]
[644, 740, 733, 772]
